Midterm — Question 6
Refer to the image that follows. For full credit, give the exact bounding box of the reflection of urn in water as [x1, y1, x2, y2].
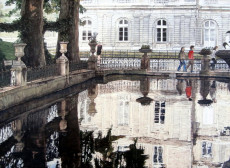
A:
[88, 84, 98, 116]
[13, 119, 25, 154]
[198, 79, 213, 106]
[59, 100, 68, 132]
[136, 77, 153, 106]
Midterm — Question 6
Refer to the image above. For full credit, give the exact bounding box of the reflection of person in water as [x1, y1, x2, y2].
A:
[210, 81, 217, 103]
[185, 80, 192, 101]
[176, 79, 184, 95]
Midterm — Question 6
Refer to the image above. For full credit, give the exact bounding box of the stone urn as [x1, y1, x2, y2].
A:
[59, 41, 68, 56]
[139, 47, 152, 70]
[199, 48, 212, 74]
[215, 50, 230, 68]
[89, 41, 97, 56]
[13, 43, 27, 62]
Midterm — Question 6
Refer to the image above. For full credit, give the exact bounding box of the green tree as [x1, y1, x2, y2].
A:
[0, 0, 85, 67]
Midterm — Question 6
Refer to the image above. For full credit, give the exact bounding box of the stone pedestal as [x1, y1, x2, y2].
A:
[88, 42, 98, 70]
[199, 49, 212, 75]
[200, 55, 210, 74]
[11, 62, 27, 86]
[139, 49, 152, 70]
[56, 55, 69, 76]
[88, 55, 97, 70]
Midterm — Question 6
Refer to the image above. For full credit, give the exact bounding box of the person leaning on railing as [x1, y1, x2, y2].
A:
[186, 45, 195, 73]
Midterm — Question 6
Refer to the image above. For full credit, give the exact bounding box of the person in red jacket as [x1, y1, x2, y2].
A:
[186, 45, 195, 73]
[185, 79, 192, 101]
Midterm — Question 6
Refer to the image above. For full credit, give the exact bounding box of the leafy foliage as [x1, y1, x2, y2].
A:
[80, 131, 95, 168]
[4, 0, 22, 16]
[0, 40, 15, 60]
[44, 0, 61, 14]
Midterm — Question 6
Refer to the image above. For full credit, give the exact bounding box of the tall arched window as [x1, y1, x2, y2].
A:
[119, 19, 128, 41]
[82, 20, 92, 41]
[204, 20, 217, 47]
[156, 19, 167, 42]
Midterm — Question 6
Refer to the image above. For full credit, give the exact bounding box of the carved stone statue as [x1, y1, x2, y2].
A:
[89, 32, 98, 43]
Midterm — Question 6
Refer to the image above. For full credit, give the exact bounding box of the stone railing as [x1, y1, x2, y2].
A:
[1, 42, 89, 88]
[2, 43, 230, 89]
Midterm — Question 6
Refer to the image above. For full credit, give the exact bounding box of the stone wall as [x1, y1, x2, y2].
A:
[0, 70, 95, 111]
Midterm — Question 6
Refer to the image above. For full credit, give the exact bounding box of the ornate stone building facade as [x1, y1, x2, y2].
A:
[80, 0, 230, 50]
[78, 78, 230, 167]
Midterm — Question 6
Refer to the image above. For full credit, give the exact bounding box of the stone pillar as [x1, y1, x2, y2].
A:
[201, 55, 210, 73]
[56, 42, 69, 76]
[56, 56, 69, 76]
[11, 43, 27, 86]
[11, 65, 27, 86]
[141, 53, 150, 70]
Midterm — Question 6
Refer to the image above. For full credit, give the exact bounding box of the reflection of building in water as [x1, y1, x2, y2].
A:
[79, 79, 192, 168]
[193, 81, 230, 167]
[76, 78, 230, 167]
[118, 94, 130, 126]
[112, 138, 191, 168]
[78, 90, 91, 126]
[98, 80, 140, 94]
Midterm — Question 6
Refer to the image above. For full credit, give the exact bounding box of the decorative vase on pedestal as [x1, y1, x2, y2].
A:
[11, 43, 27, 86]
[88, 41, 98, 70]
[57, 42, 69, 76]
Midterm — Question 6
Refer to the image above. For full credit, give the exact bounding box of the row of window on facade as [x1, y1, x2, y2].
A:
[81, 19, 217, 47]
[118, 142, 212, 167]
[82, 0, 218, 4]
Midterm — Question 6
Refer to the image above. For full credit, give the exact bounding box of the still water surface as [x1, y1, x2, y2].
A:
[0, 76, 230, 168]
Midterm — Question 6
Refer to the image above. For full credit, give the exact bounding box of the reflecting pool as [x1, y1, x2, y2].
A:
[0, 76, 230, 168]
